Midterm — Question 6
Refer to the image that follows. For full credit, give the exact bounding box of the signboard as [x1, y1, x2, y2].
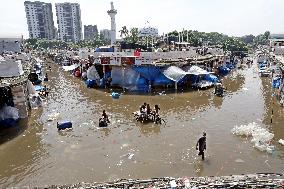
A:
[121, 57, 135, 65]
[101, 57, 110, 64]
[138, 27, 159, 37]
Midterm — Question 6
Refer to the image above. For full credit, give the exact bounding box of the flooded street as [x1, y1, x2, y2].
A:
[0, 61, 284, 188]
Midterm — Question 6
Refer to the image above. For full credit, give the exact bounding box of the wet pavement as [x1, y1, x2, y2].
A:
[0, 60, 283, 188]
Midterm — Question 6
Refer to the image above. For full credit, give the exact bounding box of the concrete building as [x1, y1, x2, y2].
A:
[24, 1, 56, 39]
[269, 34, 284, 55]
[107, 2, 117, 45]
[0, 37, 23, 53]
[54, 27, 59, 39]
[55, 3, 82, 43]
[270, 34, 284, 47]
[100, 29, 111, 42]
[270, 39, 284, 47]
[84, 25, 98, 40]
[0, 59, 31, 120]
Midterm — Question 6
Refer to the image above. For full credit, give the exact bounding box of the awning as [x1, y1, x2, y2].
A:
[62, 64, 80, 71]
[162, 65, 211, 82]
[187, 65, 211, 75]
[163, 66, 188, 82]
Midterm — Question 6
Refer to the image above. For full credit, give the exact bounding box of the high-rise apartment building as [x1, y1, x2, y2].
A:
[55, 3, 82, 43]
[100, 29, 111, 42]
[84, 25, 98, 40]
[24, 1, 56, 39]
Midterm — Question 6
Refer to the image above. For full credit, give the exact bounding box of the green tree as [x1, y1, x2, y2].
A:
[263, 31, 270, 40]
[240, 35, 255, 44]
[253, 31, 270, 46]
[125, 27, 139, 43]
[119, 26, 129, 40]
[223, 37, 248, 53]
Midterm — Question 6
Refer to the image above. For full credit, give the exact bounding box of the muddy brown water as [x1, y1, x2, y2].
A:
[0, 61, 283, 188]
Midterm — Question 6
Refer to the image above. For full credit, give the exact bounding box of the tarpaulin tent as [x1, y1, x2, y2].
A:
[258, 63, 267, 69]
[0, 104, 19, 121]
[272, 77, 281, 89]
[189, 75, 200, 84]
[177, 75, 192, 85]
[34, 85, 44, 91]
[62, 64, 80, 71]
[104, 71, 111, 79]
[153, 73, 174, 86]
[205, 74, 219, 83]
[136, 77, 149, 92]
[163, 65, 211, 83]
[163, 66, 188, 82]
[95, 46, 114, 52]
[132, 66, 161, 82]
[111, 66, 141, 91]
[218, 66, 230, 75]
[186, 65, 210, 75]
[85, 79, 97, 88]
[87, 66, 100, 80]
[226, 63, 235, 69]
[27, 81, 36, 95]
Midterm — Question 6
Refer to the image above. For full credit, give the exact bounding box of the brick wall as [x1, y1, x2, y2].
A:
[11, 83, 29, 118]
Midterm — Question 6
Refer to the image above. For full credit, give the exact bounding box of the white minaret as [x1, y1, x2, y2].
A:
[107, 2, 117, 46]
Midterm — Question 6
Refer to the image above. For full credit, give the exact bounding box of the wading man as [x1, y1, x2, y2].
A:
[196, 132, 206, 160]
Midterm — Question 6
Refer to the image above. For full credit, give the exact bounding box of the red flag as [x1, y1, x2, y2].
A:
[134, 49, 141, 57]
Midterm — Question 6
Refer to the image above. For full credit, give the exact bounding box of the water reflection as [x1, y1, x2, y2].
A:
[194, 160, 205, 177]
[0, 119, 28, 145]
[1, 62, 283, 188]
[137, 123, 161, 136]
[223, 72, 245, 93]
[99, 127, 111, 137]
[0, 111, 46, 188]
[211, 96, 223, 109]
[260, 74, 284, 158]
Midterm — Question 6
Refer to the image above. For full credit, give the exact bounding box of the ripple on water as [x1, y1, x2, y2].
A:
[1, 63, 284, 188]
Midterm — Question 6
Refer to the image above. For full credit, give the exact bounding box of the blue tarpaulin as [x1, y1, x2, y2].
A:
[219, 66, 230, 75]
[205, 74, 219, 83]
[34, 85, 44, 91]
[136, 77, 149, 92]
[57, 120, 72, 130]
[153, 73, 174, 86]
[191, 75, 199, 84]
[95, 47, 114, 52]
[111, 67, 149, 91]
[111, 92, 120, 99]
[226, 63, 235, 69]
[0, 118, 18, 128]
[99, 78, 105, 87]
[104, 71, 111, 79]
[33, 79, 42, 85]
[177, 75, 191, 85]
[133, 66, 161, 82]
[85, 79, 96, 88]
[259, 63, 267, 68]
[272, 78, 281, 89]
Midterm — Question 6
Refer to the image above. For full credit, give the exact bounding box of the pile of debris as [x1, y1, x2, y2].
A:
[44, 173, 283, 189]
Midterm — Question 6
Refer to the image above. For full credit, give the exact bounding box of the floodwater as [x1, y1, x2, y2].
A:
[0, 60, 284, 188]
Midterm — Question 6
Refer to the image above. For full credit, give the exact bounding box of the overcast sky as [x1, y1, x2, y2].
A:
[0, 0, 284, 38]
